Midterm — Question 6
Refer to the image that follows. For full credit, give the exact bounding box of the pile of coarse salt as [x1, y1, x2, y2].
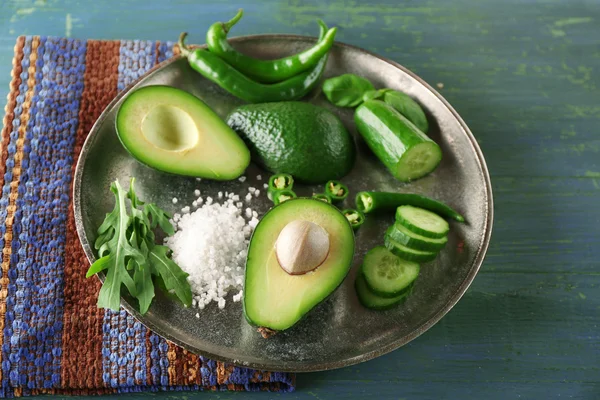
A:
[165, 181, 262, 311]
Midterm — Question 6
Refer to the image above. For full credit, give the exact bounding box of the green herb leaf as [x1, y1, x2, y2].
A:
[144, 203, 174, 236]
[88, 178, 191, 315]
[382, 89, 429, 133]
[362, 88, 390, 102]
[133, 241, 155, 314]
[322, 74, 375, 107]
[127, 177, 145, 208]
[148, 245, 192, 307]
[86, 255, 111, 278]
[92, 181, 145, 312]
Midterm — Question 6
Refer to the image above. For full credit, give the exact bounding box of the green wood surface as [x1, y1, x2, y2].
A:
[1, 0, 599, 399]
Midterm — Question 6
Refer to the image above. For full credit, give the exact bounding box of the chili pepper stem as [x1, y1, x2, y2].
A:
[178, 32, 191, 57]
[223, 9, 244, 33]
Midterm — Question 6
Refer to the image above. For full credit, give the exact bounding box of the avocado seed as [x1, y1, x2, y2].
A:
[275, 220, 330, 275]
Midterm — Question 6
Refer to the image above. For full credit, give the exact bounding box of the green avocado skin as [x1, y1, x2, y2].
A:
[226, 102, 355, 184]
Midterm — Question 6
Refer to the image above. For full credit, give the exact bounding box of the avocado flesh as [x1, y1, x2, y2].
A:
[244, 198, 355, 332]
[116, 85, 250, 179]
[226, 102, 355, 184]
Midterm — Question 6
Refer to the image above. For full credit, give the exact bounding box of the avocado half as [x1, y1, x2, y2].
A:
[243, 198, 355, 337]
[116, 85, 250, 179]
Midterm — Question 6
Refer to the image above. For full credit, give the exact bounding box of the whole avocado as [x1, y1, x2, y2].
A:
[226, 102, 355, 183]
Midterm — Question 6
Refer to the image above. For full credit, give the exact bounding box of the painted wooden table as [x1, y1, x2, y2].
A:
[1, 0, 598, 398]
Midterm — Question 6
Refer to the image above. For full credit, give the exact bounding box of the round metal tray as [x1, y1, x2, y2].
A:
[74, 35, 493, 372]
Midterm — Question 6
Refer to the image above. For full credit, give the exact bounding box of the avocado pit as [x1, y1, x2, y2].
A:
[141, 104, 199, 152]
[275, 219, 330, 275]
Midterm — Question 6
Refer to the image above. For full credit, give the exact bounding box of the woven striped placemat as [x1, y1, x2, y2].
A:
[0, 36, 295, 397]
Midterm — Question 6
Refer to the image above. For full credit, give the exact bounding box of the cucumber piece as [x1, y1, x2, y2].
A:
[383, 90, 429, 133]
[395, 205, 449, 239]
[361, 246, 419, 297]
[387, 223, 447, 252]
[384, 234, 438, 263]
[355, 274, 410, 310]
[354, 100, 442, 182]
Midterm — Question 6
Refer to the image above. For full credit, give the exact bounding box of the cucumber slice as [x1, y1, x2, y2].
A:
[395, 205, 449, 239]
[395, 142, 442, 182]
[355, 274, 410, 310]
[354, 100, 441, 182]
[361, 246, 419, 297]
[384, 234, 438, 263]
[386, 223, 447, 252]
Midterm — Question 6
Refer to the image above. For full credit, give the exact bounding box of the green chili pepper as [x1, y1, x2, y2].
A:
[206, 10, 337, 83]
[325, 180, 349, 203]
[273, 189, 297, 205]
[355, 191, 465, 222]
[342, 209, 365, 231]
[267, 173, 294, 200]
[179, 26, 329, 103]
[312, 193, 332, 204]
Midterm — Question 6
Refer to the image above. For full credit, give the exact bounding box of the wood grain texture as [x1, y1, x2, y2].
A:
[0, 0, 598, 398]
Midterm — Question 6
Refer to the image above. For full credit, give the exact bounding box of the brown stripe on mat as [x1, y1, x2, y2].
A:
[0, 36, 35, 385]
[217, 361, 234, 385]
[167, 342, 184, 385]
[186, 351, 201, 385]
[0, 36, 25, 191]
[145, 329, 153, 386]
[60, 39, 121, 389]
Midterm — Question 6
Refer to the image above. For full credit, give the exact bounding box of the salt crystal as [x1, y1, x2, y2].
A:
[254, 190, 260, 197]
[196, 178, 202, 181]
[256, 175, 262, 180]
[249, 187, 256, 193]
[236, 202, 242, 208]
[194, 189, 200, 196]
[238, 176, 246, 183]
[245, 193, 252, 201]
[263, 183, 269, 189]
[172, 197, 178, 204]
[218, 192, 223, 199]
[166, 193, 257, 312]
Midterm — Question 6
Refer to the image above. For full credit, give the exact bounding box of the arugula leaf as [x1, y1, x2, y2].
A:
[148, 245, 192, 307]
[86, 255, 110, 278]
[144, 203, 174, 236]
[88, 178, 191, 315]
[93, 181, 145, 311]
[127, 178, 152, 241]
[94, 193, 121, 251]
[133, 241, 155, 314]
[322, 74, 375, 108]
